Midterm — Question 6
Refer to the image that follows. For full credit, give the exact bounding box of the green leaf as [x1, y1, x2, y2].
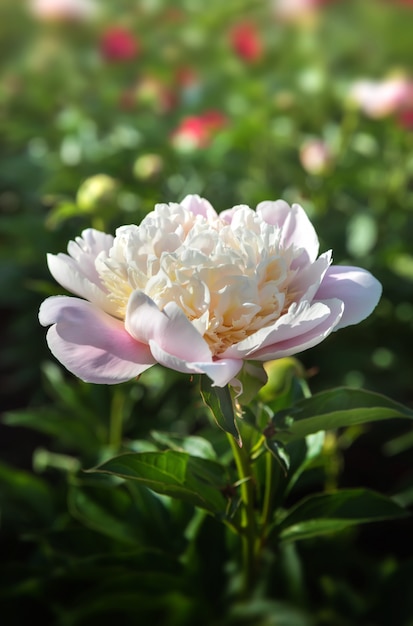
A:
[0, 461, 55, 528]
[3, 408, 98, 455]
[90, 450, 230, 516]
[150, 431, 217, 459]
[200, 377, 241, 446]
[68, 481, 148, 546]
[277, 488, 409, 543]
[273, 387, 413, 444]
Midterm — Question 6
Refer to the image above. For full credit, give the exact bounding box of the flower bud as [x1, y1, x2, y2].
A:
[258, 357, 306, 403]
[76, 174, 119, 213]
[133, 154, 163, 180]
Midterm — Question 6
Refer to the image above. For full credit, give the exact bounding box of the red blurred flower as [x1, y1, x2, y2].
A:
[100, 27, 139, 62]
[229, 22, 263, 63]
[171, 110, 227, 151]
[398, 108, 413, 129]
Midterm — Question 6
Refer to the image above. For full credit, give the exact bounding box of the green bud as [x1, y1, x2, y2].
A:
[76, 174, 119, 213]
[258, 357, 306, 403]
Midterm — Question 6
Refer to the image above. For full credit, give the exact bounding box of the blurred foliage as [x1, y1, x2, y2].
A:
[1, 0, 413, 623]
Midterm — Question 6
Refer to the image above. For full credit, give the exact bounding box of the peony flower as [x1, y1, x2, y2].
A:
[39, 195, 382, 388]
[299, 139, 332, 175]
[100, 27, 139, 62]
[229, 22, 263, 63]
[170, 112, 227, 151]
[28, 0, 97, 21]
[272, 0, 331, 24]
[348, 77, 413, 119]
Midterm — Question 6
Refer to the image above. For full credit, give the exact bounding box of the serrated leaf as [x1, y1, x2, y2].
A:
[277, 488, 409, 543]
[200, 377, 241, 446]
[90, 450, 230, 516]
[273, 387, 413, 444]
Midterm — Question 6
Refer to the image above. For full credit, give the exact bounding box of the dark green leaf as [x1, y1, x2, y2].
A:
[200, 377, 241, 446]
[273, 387, 413, 444]
[0, 461, 55, 528]
[277, 488, 409, 543]
[90, 450, 230, 516]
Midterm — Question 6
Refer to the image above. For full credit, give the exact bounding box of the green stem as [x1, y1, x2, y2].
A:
[227, 434, 257, 596]
[260, 451, 280, 545]
[109, 388, 125, 450]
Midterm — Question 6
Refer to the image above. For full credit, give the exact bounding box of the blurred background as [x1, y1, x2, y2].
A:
[1, 0, 413, 623]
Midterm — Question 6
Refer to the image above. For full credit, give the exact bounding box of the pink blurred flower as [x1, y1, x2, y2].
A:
[28, 0, 97, 21]
[229, 22, 263, 63]
[170, 111, 227, 151]
[273, 0, 331, 23]
[39, 195, 382, 388]
[100, 27, 139, 62]
[299, 139, 332, 175]
[349, 76, 413, 119]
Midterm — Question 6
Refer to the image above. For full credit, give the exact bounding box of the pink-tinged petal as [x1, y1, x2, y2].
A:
[290, 250, 332, 303]
[256, 200, 319, 265]
[47, 253, 118, 316]
[219, 205, 252, 224]
[180, 194, 218, 220]
[125, 290, 212, 363]
[67, 228, 114, 285]
[196, 358, 243, 387]
[247, 298, 344, 361]
[148, 340, 205, 376]
[315, 266, 382, 329]
[222, 299, 343, 359]
[39, 296, 155, 384]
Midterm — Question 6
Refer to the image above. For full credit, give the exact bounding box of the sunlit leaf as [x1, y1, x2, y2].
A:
[273, 387, 413, 444]
[91, 450, 230, 516]
[277, 488, 408, 543]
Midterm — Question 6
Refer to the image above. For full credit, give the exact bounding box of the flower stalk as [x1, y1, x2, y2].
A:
[227, 433, 258, 596]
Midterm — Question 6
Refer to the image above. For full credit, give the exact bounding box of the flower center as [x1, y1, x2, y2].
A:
[96, 203, 300, 355]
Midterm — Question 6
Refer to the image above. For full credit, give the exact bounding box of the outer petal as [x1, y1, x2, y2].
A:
[222, 299, 344, 360]
[39, 296, 155, 384]
[315, 265, 382, 329]
[180, 194, 218, 220]
[196, 358, 243, 387]
[256, 200, 319, 265]
[125, 290, 241, 385]
[47, 228, 117, 316]
[125, 290, 213, 363]
[248, 299, 344, 361]
[67, 228, 114, 285]
[47, 253, 118, 316]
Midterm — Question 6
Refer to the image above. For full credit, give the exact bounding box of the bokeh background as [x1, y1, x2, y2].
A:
[1, 0, 413, 624]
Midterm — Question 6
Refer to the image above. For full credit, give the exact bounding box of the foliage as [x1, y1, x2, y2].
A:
[1, 0, 413, 624]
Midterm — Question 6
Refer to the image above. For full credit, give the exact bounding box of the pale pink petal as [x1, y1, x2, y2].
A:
[148, 340, 205, 376]
[47, 253, 118, 315]
[245, 298, 344, 361]
[67, 228, 113, 285]
[315, 266, 382, 329]
[47, 228, 117, 315]
[196, 358, 243, 387]
[222, 300, 343, 359]
[125, 290, 212, 363]
[180, 194, 218, 220]
[219, 205, 252, 224]
[291, 250, 332, 303]
[39, 296, 155, 384]
[256, 200, 319, 265]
